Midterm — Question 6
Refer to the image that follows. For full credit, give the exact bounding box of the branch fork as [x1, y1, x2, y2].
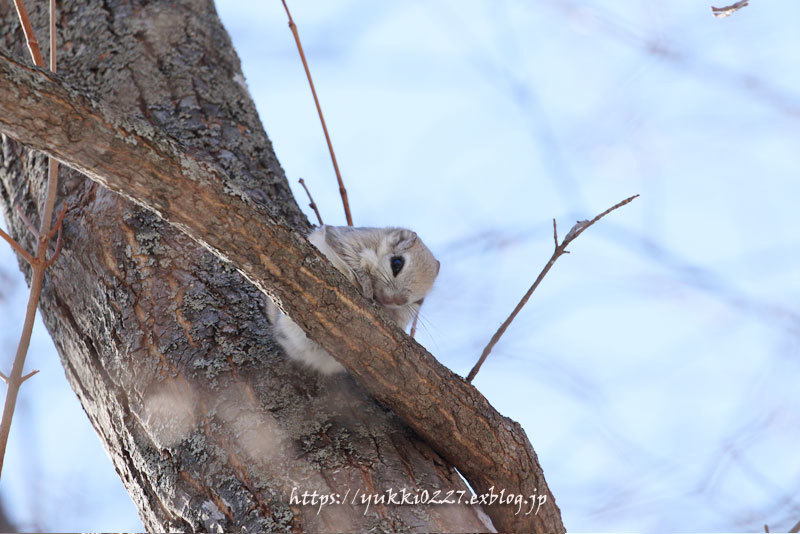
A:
[0, 370, 39, 385]
[298, 178, 323, 226]
[466, 194, 639, 383]
[0, 0, 62, 480]
[0, 203, 67, 268]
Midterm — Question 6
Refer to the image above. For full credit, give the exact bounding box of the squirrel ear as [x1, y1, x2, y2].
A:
[390, 229, 417, 251]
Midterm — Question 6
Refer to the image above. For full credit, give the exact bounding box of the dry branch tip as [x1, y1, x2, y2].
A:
[20, 370, 39, 383]
[281, 0, 353, 226]
[0, 0, 60, 479]
[711, 0, 749, 17]
[15, 205, 39, 238]
[466, 194, 639, 383]
[0, 226, 35, 265]
[298, 178, 324, 226]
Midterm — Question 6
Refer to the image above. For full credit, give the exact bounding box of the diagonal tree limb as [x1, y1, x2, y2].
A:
[0, 50, 564, 533]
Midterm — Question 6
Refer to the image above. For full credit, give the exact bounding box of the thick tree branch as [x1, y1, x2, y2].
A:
[0, 49, 564, 532]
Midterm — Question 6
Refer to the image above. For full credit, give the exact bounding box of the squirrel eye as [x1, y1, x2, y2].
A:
[390, 256, 405, 277]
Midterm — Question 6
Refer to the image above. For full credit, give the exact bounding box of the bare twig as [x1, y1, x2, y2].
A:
[0, 373, 6, 385]
[0, 0, 60, 479]
[11, 0, 44, 66]
[48, 0, 55, 72]
[298, 178, 324, 226]
[46, 203, 66, 241]
[20, 370, 38, 383]
[43, 214, 64, 269]
[281, 0, 353, 226]
[466, 194, 639, 382]
[15, 205, 39, 237]
[0, 227, 35, 265]
[790, 518, 800, 533]
[712, 0, 749, 18]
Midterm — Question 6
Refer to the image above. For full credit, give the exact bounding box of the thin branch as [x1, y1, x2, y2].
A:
[49, 0, 55, 72]
[12, 0, 44, 67]
[0, 0, 60, 479]
[0, 373, 6, 385]
[20, 370, 38, 383]
[15, 205, 39, 238]
[552, 218, 558, 248]
[0, 202, 64, 270]
[0, 226, 35, 265]
[280, 0, 353, 226]
[790, 519, 800, 533]
[46, 202, 66, 240]
[466, 194, 639, 383]
[298, 178, 323, 226]
[712, 0, 749, 18]
[43, 217, 63, 269]
[0, 181, 56, 484]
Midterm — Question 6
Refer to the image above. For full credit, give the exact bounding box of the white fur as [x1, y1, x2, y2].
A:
[270, 308, 345, 374]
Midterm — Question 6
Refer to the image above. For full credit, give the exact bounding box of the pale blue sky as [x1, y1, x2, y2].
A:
[1, 1, 799, 531]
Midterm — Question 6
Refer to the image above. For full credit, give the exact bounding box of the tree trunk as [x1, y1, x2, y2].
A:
[0, 1, 563, 532]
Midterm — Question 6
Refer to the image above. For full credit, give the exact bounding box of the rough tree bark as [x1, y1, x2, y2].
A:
[0, 1, 564, 532]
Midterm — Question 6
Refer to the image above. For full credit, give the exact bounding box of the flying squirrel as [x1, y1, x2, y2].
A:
[267, 225, 440, 374]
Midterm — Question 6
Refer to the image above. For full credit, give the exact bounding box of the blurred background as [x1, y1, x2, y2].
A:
[1, 0, 799, 531]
